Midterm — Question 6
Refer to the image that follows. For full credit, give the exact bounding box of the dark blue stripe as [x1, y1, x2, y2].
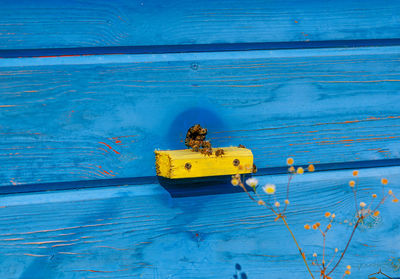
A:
[254, 158, 400, 176]
[1, 38, 400, 58]
[0, 158, 399, 196]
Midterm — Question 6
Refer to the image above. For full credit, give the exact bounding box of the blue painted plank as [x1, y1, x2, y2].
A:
[0, 167, 398, 278]
[1, 46, 400, 187]
[1, 0, 400, 49]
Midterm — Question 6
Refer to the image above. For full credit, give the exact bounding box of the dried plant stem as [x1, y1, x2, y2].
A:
[322, 235, 326, 269]
[238, 178, 315, 279]
[327, 218, 361, 276]
[283, 174, 293, 212]
[235, 168, 394, 278]
[280, 216, 316, 279]
[352, 187, 358, 213]
[368, 269, 393, 279]
[373, 195, 388, 212]
[326, 250, 337, 269]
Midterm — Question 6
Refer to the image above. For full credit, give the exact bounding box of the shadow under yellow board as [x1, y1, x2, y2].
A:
[155, 147, 253, 179]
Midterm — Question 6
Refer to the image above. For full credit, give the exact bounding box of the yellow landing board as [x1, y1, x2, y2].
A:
[155, 147, 253, 179]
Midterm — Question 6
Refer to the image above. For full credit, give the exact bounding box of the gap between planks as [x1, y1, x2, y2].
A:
[1, 38, 400, 58]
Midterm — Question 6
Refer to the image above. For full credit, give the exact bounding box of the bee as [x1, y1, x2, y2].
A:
[238, 144, 246, 148]
[215, 149, 225, 157]
[201, 148, 213, 156]
[201, 141, 211, 149]
[252, 163, 257, 173]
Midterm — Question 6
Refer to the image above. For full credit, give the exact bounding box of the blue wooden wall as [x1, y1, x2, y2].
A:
[2, 47, 400, 187]
[1, 0, 400, 49]
[0, 0, 400, 278]
[1, 0, 400, 188]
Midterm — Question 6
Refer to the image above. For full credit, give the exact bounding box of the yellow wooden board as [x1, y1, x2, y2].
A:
[155, 147, 253, 179]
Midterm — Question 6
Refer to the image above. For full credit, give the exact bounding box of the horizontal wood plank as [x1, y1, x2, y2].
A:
[1, 46, 400, 186]
[0, 167, 399, 278]
[1, 0, 400, 49]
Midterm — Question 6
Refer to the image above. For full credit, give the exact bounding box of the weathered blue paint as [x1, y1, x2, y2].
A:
[1, 1, 400, 278]
[1, 0, 400, 49]
[1, 46, 400, 187]
[0, 168, 398, 278]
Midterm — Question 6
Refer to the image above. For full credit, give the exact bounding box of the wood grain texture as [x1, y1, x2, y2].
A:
[1, 46, 400, 186]
[0, 167, 399, 278]
[1, 0, 400, 49]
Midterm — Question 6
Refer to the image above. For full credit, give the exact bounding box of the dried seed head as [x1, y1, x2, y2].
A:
[334, 248, 338, 253]
[288, 166, 295, 172]
[360, 202, 366, 208]
[349, 180, 356, 187]
[313, 253, 317, 257]
[381, 178, 388, 185]
[325, 212, 331, 218]
[296, 167, 304, 175]
[286, 157, 294, 166]
[389, 189, 393, 195]
[352, 170, 359, 176]
[304, 224, 311, 230]
[331, 213, 336, 219]
[274, 201, 280, 208]
[308, 164, 315, 172]
[312, 224, 317, 230]
[372, 194, 377, 198]
[393, 198, 399, 203]
[231, 179, 239, 186]
[347, 265, 351, 270]
[373, 211, 380, 217]
[284, 199, 290, 205]
[345, 270, 351, 275]
[258, 200, 266, 206]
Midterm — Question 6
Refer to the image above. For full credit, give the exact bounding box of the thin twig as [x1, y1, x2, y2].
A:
[373, 195, 388, 212]
[239, 175, 315, 279]
[283, 174, 293, 212]
[353, 177, 361, 217]
[327, 218, 361, 275]
[280, 216, 316, 279]
[239, 183, 256, 202]
[314, 255, 322, 270]
[324, 219, 333, 234]
[322, 235, 326, 269]
[325, 249, 337, 269]
[368, 269, 393, 279]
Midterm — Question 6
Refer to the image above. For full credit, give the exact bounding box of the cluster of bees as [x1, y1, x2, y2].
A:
[185, 124, 224, 156]
[185, 124, 256, 172]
